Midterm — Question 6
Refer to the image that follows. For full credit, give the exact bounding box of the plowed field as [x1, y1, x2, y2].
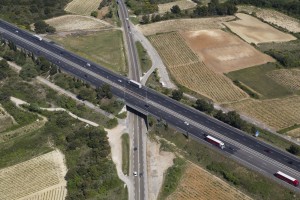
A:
[0, 150, 67, 200]
[149, 32, 248, 103]
[65, 0, 102, 15]
[166, 163, 252, 200]
[225, 96, 300, 130]
[224, 13, 296, 44]
[181, 29, 274, 73]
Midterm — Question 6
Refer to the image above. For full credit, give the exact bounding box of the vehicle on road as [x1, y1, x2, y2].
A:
[118, 79, 122, 83]
[274, 171, 299, 186]
[86, 63, 91, 67]
[128, 80, 142, 88]
[184, 121, 189, 125]
[205, 135, 225, 149]
[134, 147, 137, 151]
[33, 34, 42, 41]
[133, 171, 138, 176]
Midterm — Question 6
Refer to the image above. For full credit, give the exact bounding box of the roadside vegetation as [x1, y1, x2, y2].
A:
[121, 133, 130, 175]
[47, 30, 127, 75]
[149, 118, 297, 200]
[0, 41, 126, 199]
[135, 41, 152, 74]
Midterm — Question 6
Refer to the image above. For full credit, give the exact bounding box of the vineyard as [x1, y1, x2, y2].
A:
[267, 69, 300, 91]
[64, 0, 102, 15]
[167, 163, 252, 200]
[224, 13, 296, 44]
[158, 0, 197, 14]
[0, 150, 67, 200]
[46, 15, 109, 32]
[149, 32, 248, 103]
[138, 16, 235, 36]
[238, 5, 300, 33]
[225, 96, 300, 130]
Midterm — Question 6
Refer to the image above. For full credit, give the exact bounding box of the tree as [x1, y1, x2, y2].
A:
[287, 144, 300, 155]
[78, 88, 95, 101]
[194, 99, 214, 114]
[141, 15, 150, 24]
[96, 84, 112, 99]
[19, 65, 38, 81]
[172, 89, 183, 101]
[0, 59, 9, 69]
[171, 5, 181, 14]
[91, 11, 98, 18]
[34, 20, 48, 33]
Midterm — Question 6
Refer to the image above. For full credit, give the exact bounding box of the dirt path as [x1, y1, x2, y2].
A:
[147, 137, 175, 200]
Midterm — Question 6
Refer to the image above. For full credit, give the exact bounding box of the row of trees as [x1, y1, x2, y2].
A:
[265, 49, 300, 69]
[141, 0, 238, 24]
[34, 20, 56, 34]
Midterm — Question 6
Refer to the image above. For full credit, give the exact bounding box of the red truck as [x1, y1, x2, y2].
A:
[275, 171, 299, 186]
[205, 135, 225, 149]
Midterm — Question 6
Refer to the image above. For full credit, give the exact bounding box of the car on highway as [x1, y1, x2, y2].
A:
[184, 121, 189, 125]
[133, 171, 138, 176]
[118, 79, 122, 83]
[86, 63, 91, 67]
[134, 147, 137, 151]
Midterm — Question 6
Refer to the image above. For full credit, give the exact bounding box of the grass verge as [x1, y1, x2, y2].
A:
[121, 133, 130, 175]
[136, 41, 152, 74]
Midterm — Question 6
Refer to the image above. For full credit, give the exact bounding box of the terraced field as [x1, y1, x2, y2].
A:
[149, 32, 248, 103]
[0, 150, 67, 200]
[167, 162, 252, 200]
[225, 96, 300, 130]
[267, 69, 300, 91]
[65, 0, 102, 15]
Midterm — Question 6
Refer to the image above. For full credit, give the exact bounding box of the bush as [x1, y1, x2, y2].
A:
[91, 11, 98, 18]
[105, 118, 118, 129]
[287, 144, 300, 155]
[171, 89, 183, 101]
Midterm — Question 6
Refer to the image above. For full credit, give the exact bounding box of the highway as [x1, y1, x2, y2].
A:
[117, 0, 147, 199]
[1, 19, 300, 192]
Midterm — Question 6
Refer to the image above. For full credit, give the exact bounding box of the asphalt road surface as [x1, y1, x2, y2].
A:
[1, 19, 300, 192]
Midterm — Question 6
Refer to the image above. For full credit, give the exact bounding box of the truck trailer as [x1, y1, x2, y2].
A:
[128, 79, 142, 88]
[274, 171, 299, 186]
[205, 135, 225, 149]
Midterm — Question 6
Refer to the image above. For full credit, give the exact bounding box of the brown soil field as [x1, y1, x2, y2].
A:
[137, 16, 235, 36]
[46, 15, 110, 32]
[149, 32, 248, 103]
[65, 0, 102, 15]
[0, 150, 67, 200]
[167, 162, 252, 200]
[158, 0, 197, 13]
[286, 127, 300, 139]
[181, 29, 275, 73]
[224, 96, 300, 130]
[238, 5, 300, 33]
[224, 13, 297, 44]
[267, 69, 300, 91]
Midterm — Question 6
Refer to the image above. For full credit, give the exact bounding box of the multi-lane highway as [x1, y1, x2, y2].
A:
[117, 0, 147, 199]
[1, 18, 300, 192]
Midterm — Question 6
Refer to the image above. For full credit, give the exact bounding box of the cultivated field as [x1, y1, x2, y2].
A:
[166, 162, 252, 200]
[225, 96, 300, 130]
[46, 15, 110, 32]
[138, 16, 235, 36]
[181, 29, 274, 73]
[0, 150, 67, 200]
[65, 0, 102, 15]
[224, 13, 296, 44]
[0, 105, 14, 132]
[238, 5, 300, 33]
[158, 0, 197, 13]
[267, 69, 300, 92]
[149, 32, 248, 103]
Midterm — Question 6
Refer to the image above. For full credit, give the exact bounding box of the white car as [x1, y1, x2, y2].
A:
[184, 121, 189, 125]
[86, 63, 91, 67]
[133, 171, 138, 176]
[118, 79, 122, 83]
[126, 18, 129, 21]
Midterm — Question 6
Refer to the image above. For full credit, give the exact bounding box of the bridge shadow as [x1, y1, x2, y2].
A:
[126, 105, 148, 129]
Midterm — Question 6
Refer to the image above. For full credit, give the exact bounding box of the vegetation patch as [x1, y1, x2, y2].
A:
[121, 133, 130, 175]
[136, 41, 152, 74]
[48, 30, 127, 74]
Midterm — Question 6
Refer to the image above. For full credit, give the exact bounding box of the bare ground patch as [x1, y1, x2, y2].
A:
[0, 150, 67, 200]
[64, 0, 102, 15]
[224, 96, 300, 131]
[181, 29, 275, 73]
[137, 16, 235, 36]
[286, 127, 300, 139]
[167, 162, 252, 200]
[238, 5, 300, 33]
[224, 13, 296, 44]
[158, 0, 197, 14]
[267, 69, 300, 91]
[46, 15, 110, 32]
